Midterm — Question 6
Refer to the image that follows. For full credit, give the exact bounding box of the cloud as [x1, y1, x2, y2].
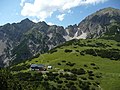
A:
[20, 0, 107, 21]
[47, 22, 55, 26]
[20, 0, 26, 6]
[32, 18, 38, 23]
[56, 14, 65, 21]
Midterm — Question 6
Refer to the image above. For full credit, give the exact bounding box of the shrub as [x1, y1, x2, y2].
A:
[48, 49, 57, 54]
[57, 85, 62, 88]
[61, 60, 66, 63]
[96, 75, 101, 78]
[75, 50, 79, 52]
[93, 67, 99, 69]
[74, 47, 77, 48]
[80, 51, 85, 56]
[95, 81, 100, 85]
[64, 49, 72, 53]
[81, 77, 87, 80]
[71, 68, 77, 74]
[70, 85, 77, 90]
[53, 73, 59, 77]
[88, 76, 94, 80]
[77, 68, 86, 75]
[66, 62, 76, 66]
[65, 74, 77, 81]
[56, 77, 59, 81]
[90, 63, 96, 66]
[64, 73, 69, 78]
[48, 76, 55, 81]
[69, 81, 74, 85]
[64, 80, 68, 83]
[66, 83, 71, 88]
[84, 64, 88, 67]
[87, 70, 93, 74]
[57, 80, 63, 84]
[58, 63, 61, 65]
[64, 69, 70, 72]
[79, 81, 90, 90]
[10, 64, 30, 71]
[71, 68, 86, 75]
[59, 73, 64, 78]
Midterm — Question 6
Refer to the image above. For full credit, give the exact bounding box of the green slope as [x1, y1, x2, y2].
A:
[10, 38, 120, 90]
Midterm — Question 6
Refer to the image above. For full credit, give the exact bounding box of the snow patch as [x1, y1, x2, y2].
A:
[47, 33, 53, 39]
[63, 31, 87, 41]
[74, 31, 87, 39]
[117, 28, 120, 32]
[48, 45, 54, 50]
[66, 29, 69, 35]
[63, 35, 73, 41]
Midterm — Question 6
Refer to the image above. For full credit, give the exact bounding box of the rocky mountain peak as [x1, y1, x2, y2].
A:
[0, 7, 120, 67]
[96, 7, 120, 16]
[77, 7, 120, 38]
[20, 18, 33, 24]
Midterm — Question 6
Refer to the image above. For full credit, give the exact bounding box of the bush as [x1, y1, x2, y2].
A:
[10, 64, 30, 71]
[66, 62, 75, 66]
[84, 64, 88, 67]
[57, 80, 63, 84]
[90, 63, 96, 66]
[96, 75, 101, 78]
[87, 70, 93, 74]
[80, 51, 85, 56]
[61, 60, 66, 62]
[64, 49, 72, 53]
[63, 73, 70, 78]
[64, 80, 68, 83]
[58, 63, 61, 65]
[79, 81, 90, 90]
[53, 73, 59, 77]
[59, 73, 64, 78]
[69, 81, 74, 85]
[81, 77, 87, 80]
[93, 67, 99, 69]
[77, 68, 86, 75]
[88, 76, 94, 80]
[75, 50, 79, 52]
[64, 74, 77, 81]
[57, 85, 62, 88]
[64, 69, 70, 72]
[48, 76, 55, 81]
[71, 68, 77, 74]
[66, 83, 71, 88]
[71, 68, 86, 75]
[48, 49, 57, 54]
[70, 85, 77, 90]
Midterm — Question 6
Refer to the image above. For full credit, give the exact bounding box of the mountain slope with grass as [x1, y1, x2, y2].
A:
[10, 35, 120, 90]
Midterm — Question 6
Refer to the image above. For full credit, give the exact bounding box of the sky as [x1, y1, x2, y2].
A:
[0, 0, 120, 27]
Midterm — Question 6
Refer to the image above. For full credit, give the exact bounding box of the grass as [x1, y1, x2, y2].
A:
[12, 39, 120, 90]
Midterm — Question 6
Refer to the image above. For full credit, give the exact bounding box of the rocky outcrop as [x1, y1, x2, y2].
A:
[0, 7, 120, 66]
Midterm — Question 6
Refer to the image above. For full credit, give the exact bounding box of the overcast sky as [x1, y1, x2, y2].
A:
[0, 0, 120, 27]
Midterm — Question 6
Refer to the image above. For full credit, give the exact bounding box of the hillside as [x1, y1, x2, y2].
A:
[0, 7, 120, 90]
[8, 35, 120, 90]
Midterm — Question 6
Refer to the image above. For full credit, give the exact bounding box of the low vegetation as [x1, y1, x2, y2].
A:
[3, 38, 120, 90]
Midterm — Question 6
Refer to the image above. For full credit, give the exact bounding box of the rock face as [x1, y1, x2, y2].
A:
[77, 7, 120, 38]
[0, 7, 120, 66]
[0, 19, 67, 66]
